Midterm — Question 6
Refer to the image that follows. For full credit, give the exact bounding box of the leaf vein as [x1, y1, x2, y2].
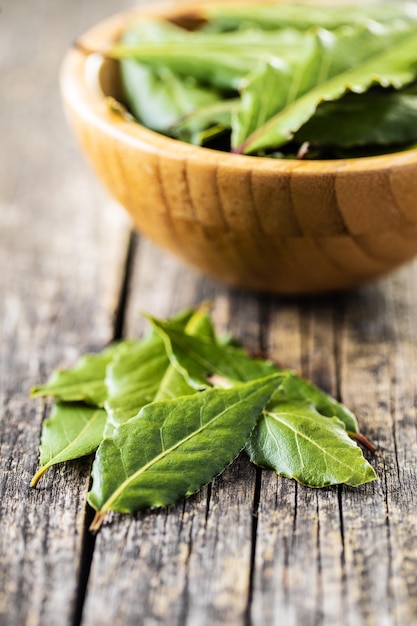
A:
[100, 396, 249, 513]
[264, 409, 357, 472]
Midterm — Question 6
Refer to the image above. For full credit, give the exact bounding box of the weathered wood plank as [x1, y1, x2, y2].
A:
[122, 237, 224, 338]
[0, 0, 132, 623]
[4, 1, 417, 625]
[82, 241, 264, 626]
[81, 228, 417, 626]
[338, 271, 417, 626]
[250, 267, 417, 626]
[83, 455, 259, 625]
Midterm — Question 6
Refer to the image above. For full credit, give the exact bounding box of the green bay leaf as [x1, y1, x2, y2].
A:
[278, 373, 358, 433]
[295, 86, 417, 148]
[104, 306, 213, 432]
[170, 98, 238, 146]
[114, 20, 310, 91]
[120, 24, 221, 134]
[149, 315, 359, 433]
[88, 374, 282, 528]
[30, 342, 124, 407]
[31, 308, 204, 484]
[238, 26, 417, 154]
[104, 332, 176, 432]
[247, 399, 376, 488]
[202, 3, 417, 33]
[148, 315, 279, 389]
[31, 403, 107, 487]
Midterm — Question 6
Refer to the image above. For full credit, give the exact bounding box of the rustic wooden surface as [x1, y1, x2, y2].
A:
[2, 0, 417, 625]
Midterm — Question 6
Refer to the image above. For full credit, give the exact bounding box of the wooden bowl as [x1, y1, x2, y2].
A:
[60, 1, 417, 294]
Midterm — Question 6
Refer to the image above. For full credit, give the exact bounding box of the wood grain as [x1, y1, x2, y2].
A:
[249, 277, 417, 625]
[0, 0, 132, 623]
[81, 250, 417, 626]
[81, 269, 260, 626]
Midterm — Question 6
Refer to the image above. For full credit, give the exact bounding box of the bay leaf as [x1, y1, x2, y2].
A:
[237, 25, 417, 153]
[104, 333, 175, 433]
[246, 399, 376, 487]
[279, 373, 358, 433]
[149, 316, 359, 433]
[114, 8, 417, 157]
[231, 40, 319, 150]
[148, 315, 279, 389]
[88, 374, 282, 529]
[170, 98, 238, 146]
[120, 23, 221, 134]
[148, 315, 375, 488]
[31, 403, 107, 487]
[295, 86, 417, 148]
[30, 342, 124, 407]
[31, 307, 212, 483]
[105, 306, 213, 432]
[114, 20, 310, 91]
[201, 3, 417, 33]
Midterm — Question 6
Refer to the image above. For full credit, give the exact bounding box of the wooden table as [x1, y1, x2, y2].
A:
[2, 0, 417, 624]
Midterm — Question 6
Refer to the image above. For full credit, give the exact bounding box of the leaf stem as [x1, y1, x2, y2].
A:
[30, 466, 48, 488]
[89, 510, 106, 534]
[348, 431, 377, 453]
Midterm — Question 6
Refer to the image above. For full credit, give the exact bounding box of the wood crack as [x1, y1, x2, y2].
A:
[113, 231, 139, 340]
[315, 495, 324, 626]
[245, 466, 262, 626]
[72, 228, 138, 620]
[177, 501, 193, 626]
[383, 461, 395, 612]
[70, 505, 97, 626]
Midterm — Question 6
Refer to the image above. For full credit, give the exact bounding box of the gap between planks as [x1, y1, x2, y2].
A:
[70, 228, 139, 626]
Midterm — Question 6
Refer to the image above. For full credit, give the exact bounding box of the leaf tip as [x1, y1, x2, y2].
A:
[30, 466, 47, 488]
[29, 386, 41, 398]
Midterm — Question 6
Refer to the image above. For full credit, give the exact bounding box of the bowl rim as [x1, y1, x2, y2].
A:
[60, 0, 417, 176]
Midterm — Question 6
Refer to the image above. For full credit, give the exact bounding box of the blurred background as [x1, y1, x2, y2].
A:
[1, 0, 140, 356]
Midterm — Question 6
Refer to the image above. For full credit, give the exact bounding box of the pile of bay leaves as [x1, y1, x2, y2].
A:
[110, 2, 417, 158]
[31, 306, 376, 532]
